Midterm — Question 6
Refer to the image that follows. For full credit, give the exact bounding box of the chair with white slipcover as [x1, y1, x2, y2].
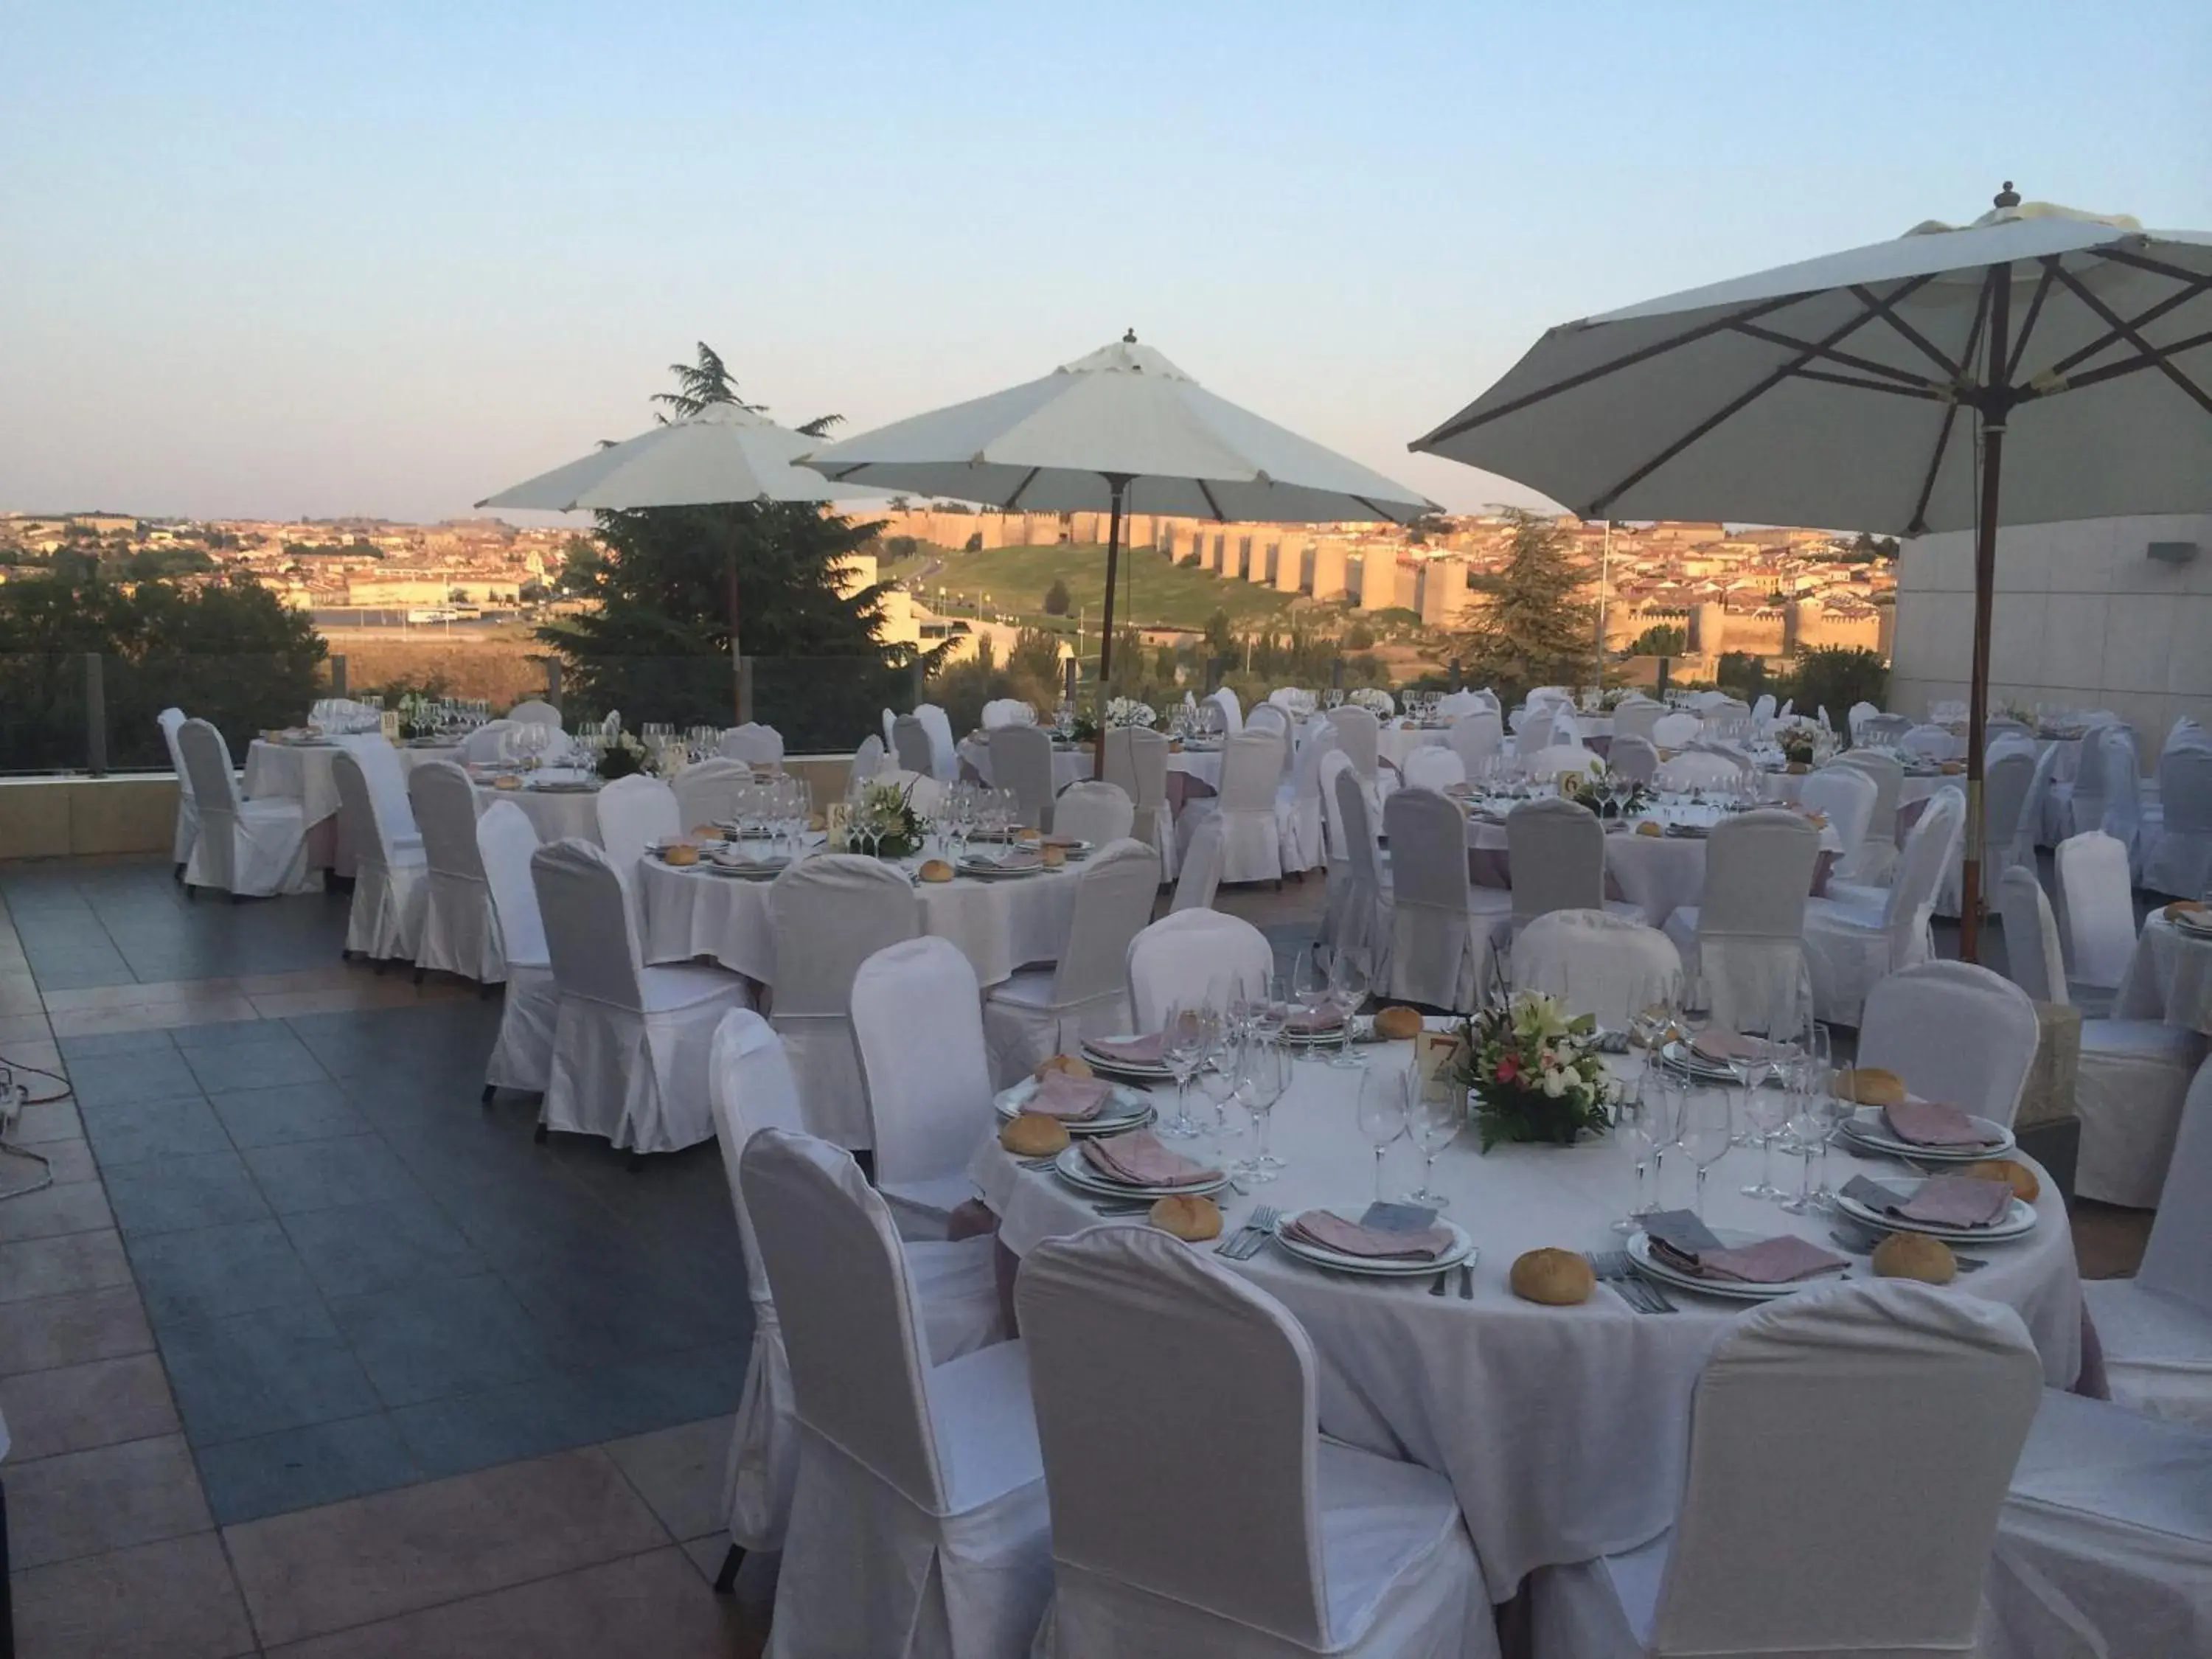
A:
[1983, 1388, 2212, 1659]
[157, 707, 198, 875]
[848, 734, 886, 789]
[1798, 765, 1876, 868]
[1525, 744, 1601, 783]
[2053, 830, 2138, 1011]
[1208, 684, 1244, 736]
[1830, 747, 1906, 883]
[507, 698, 562, 728]
[593, 773, 681, 893]
[672, 758, 753, 828]
[1512, 910, 1680, 1032]
[1648, 709, 1700, 750]
[476, 801, 556, 1100]
[763, 855, 919, 1150]
[1333, 767, 1394, 982]
[178, 718, 314, 897]
[1326, 705, 1382, 788]
[1750, 692, 1776, 727]
[1276, 722, 1332, 874]
[1400, 746, 1466, 794]
[981, 698, 1035, 730]
[1192, 730, 1286, 887]
[1857, 711, 1912, 748]
[1846, 700, 1881, 744]
[718, 722, 784, 768]
[1382, 788, 1510, 1014]
[1650, 751, 1740, 793]
[1611, 698, 1663, 745]
[2050, 718, 2125, 841]
[1900, 723, 1960, 762]
[1514, 706, 1558, 757]
[853, 936, 996, 1235]
[1102, 726, 1177, 883]
[1606, 735, 1659, 785]
[704, 1011, 1005, 1591]
[1995, 866, 2203, 1206]
[457, 719, 518, 765]
[1662, 809, 1818, 1037]
[2098, 726, 2160, 880]
[1507, 797, 1636, 936]
[1856, 959, 2041, 1129]
[990, 723, 1059, 832]
[740, 1129, 1051, 1655]
[890, 714, 933, 777]
[530, 838, 751, 1155]
[1448, 710, 1503, 777]
[1170, 817, 1225, 913]
[983, 841, 1159, 1085]
[1127, 909, 1273, 1032]
[1245, 702, 1291, 749]
[2146, 742, 2212, 900]
[1801, 785, 1961, 1025]
[1986, 716, 2033, 748]
[2080, 1055, 2212, 1427]
[332, 748, 428, 965]
[1020, 1225, 1497, 1659]
[1530, 1281, 2042, 1659]
[1050, 781, 1134, 848]
[914, 702, 959, 781]
[408, 761, 504, 984]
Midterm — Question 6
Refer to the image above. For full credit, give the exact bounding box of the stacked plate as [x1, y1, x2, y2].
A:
[1658, 1040, 1740, 1085]
[992, 1076, 1153, 1137]
[1833, 1178, 2038, 1243]
[1837, 1106, 2014, 1164]
[1049, 1143, 1228, 1202]
[1270, 1208, 1478, 1279]
[1080, 1037, 1177, 1082]
[704, 850, 788, 880]
[2171, 908, 2212, 940]
[956, 852, 1043, 880]
[1627, 1228, 1835, 1301]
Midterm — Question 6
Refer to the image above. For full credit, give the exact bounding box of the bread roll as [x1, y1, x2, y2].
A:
[1040, 844, 1067, 869]
[660, 842, 699, 866]
[1872, 1231, 1956, 1284]
[999, 1113, 1070, 1157]
[1034, 1054, 1094, 1082]
[690, 824, 724, 841]
[1510, 1248, 1594, 1306]
[1964, 1158, 2039, 1203]
[1635, 819, 1663, 837]
[1374, 1006, 1424, 1042]
[1148, 1193, 1222, 1242]
[2166, 899, 2208, 921]
[1843, 1066, 1907, 1107]
[493, 774, 523, 790]
[917, 858, 955, 883]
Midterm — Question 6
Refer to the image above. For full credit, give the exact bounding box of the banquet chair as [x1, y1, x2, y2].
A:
[981, 698, 1035, 730]
[1857, 960, 2041, 1128]
[1611, 698, 1663, 745]
[1018, 1225, 1496, 1659]
[1194, 730, 1287, 887]
[1514, 706, 1558, 756]
[1802, 785, 1961, 1026]
[848, 733, 886, 789]
[1050, 781, 1134, 847]
[1650, 751, 1739, 793]
[457, 718, 518, 764]
[1830, 747, 1906, 883]
[2052, 718, 2125, 841]
[1607, 735, 1660, 785]
[1647, 710, 1700, 751]
[530, 838, 751, 1156]
[1986, 716, 2034, 747]
[506, 698, 563, 728]
[1382, 788, 1511, 1013]
[2081, 1055, 2212, 1427]
[1935, 742, 2037, 917]
[1507, 797, 1636, 936]
[1857, 711, 1913, 748]
[991, 723, 1059, 832]
[1530, 1282, 2042, 1659]
[1170, 817, 1225, 913]
[1448, 709, 1503, 776]
[2053, 830, 2138, 1010]
[1994, 866, 2203, 1206]
[1102, 726, 1177, 883]
[915, 701, 959, 781]
[1750, 692, 1776, 728]
[1209, 684, 1244, 735]
[891, 713, 934, 776]
[1663, 809, 1819, 1036]
[1512, 910, 1680, 1031]
[1525, 743, 1601, 783]
[1550, 707, 1583, 748]
[1276, 722, 1332, 875]
[1127, 909, 1273, 1032]
[408, 760, 505, 984]
[1326, 705, 1382, 787]
[594, 772, 681, 897]
[740, 1129, 1051, 1655]
[2147, 742, 2212, 899]
[705, 1012, 1005, 1590]
[869, 767, 945, 818]
[1983, 1388, 2212, 1659]
[1705, 695, 1751, 730]
[672, 758, 752, 828]
[476, 801, 557, 1099]
[1400, 745, 1466, 794]
[765, 855, 920, 1149]
[1798, 765, 1876, 866]
[157, 706, 198, 875]
[332, 748, 428, 967]
[854, 936, 997, 1235]
[2097, 726, 2159, 880]
[1846, 700, 1882, 743]
[1245, 701, 1292, 748]
[717, 721, 783, 768]
[1333, 767, 1394, 982]
[177, 718, 314, 898]
[983, 841, 1160, 1085]
[1270, 686, 1318, 714]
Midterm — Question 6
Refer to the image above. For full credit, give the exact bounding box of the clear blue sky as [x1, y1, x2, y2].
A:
[4, 0, 2206, 523]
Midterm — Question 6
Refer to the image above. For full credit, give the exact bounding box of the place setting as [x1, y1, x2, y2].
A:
[994, 1058, 1156, 1139]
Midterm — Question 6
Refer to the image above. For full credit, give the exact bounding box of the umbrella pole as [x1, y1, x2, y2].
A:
[1093, 476, 1130, 775]
[725, 513, 745, 724]
[1961, 266, 2014, 963]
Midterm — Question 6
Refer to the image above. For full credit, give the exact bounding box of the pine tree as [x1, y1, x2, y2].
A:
[1455, 510, 1595, 693]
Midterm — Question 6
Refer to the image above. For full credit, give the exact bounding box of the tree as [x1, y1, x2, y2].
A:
[1452, 510, 1595, 695]
[1041, 577, 1072, 616]
[1009, 627, 1064, 689]
[650, 340, 842, 437]
[554, 535, 601, 595]
[1626, 623, 1688, 656]
[1790, 646, 1888, 727]
[1717, 651, 1771, 700]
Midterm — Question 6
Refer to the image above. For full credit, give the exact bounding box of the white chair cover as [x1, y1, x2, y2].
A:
[1531, 1282, 2042, 1659]
[719, 722, 784, 768]
[1171, 816, 1225, 913]
[1448, 711, 1503, 776]
[158, 706, 198, 867]
[849, 733, 886, 787]
[1401, 747, 1467, 793]
[1607, 735, 1660, 785]
[1985, 1389, 2212, 1659]
[2097, 728, 2154, 879]
[1857, 711, 1913, 748]
[740, 1130, 1050, 1658]
[177, 718, 313, 897]
[984, 841, 1160, 1084]
[1507, 797, 1607, 933]
[531, 838, 751, 1153]
[990, 724, 1059, 832]
[1611, 699, 1663, 745]
[709, 1012, 1005, 1558]
[1996, 866, 2067, 1006]
[1199, 730, 1287, 886]
[1051, 781, 1134, 846]
[2146, 742, 2212, 900]
[765, 855, 919, 1148]
[332, 748, 428, 963]
[2059, 720, 2124, 841]
[1858, 961, 2041, 1127]
[1209, 685, 1245, 735]
[1803, 785, 1961, 1026]
[1102, 726, 1177, 883]
[408, 760, 505, 983]
[1020, 1225, 1496, 1659]
[854, 936, 993, 1235]
[1276, 723, 1332, 875]
[981, 698, 1035, 730]
[1526, 743, 1602, 782]
[871, 768, 945, 818]
[1649, 710, 1700, 750]
[2082, 1056, 2212, 1426]
[1750, 692, 1777, 726]
[1512, 910, 1680, 1032]
[477, 802, 556, 1096]
[1846, 700, 1881, 743]
[891, 713, 933, 776]
[507, 698, 563, 728]
[672, 758, 753, 828]
[1333, 767, 1394, 982]
[1245, 702, 1292, 748]
[1901, 723, 1961, 761]
[1514, 706, 1558, 754]
[1832, 748, 1907, 883]
[1383, 788, 1509, 1013]
[915, 701, 959, 781]
[1269, 687, 1318, 714]
[2055, 830, 2138, 993]
[1798, 765, 1876, 863]
[1327, 706, 1382, 784]
[1127, 910, 1273, 1032]
[458, 719, 518, 764]
[593, 773, 681, 893]
[1660, 810, 1818, 1036]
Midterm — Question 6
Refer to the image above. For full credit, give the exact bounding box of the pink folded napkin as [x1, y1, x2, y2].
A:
[1079, 1130, 1218, 1189]
[1882, 1101, 1997, 1149]
[1281, 1209, 1455, 1261]
[1691, 1030, 1764, 1062]
[1695, 1234, 1850, 1284]
[1087, 1034, 1167, 1066]
[1286, 1001, 1346, 1035]
[1900, 1175, 2015, 1229]
[1026, 1072, 1113, 1121]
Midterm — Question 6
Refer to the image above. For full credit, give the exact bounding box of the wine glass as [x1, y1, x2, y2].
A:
[1197, 1032, 1246, 1158]
[1405, 1068, 1461, 1208]
[1159, 999, 1216, 1141]
[1677, 1085, 1733, 1221]
[1737, 1037, 1791, 1201]
[1613, 1081, 1660, 1232]
[1677, 971, 1712, 1049]
[1239, 1036, 1289, 1179]
[1326, 951, 1369, 1069]
[1356, 1063, 1409, 1204]
[1291, 951, 1332, 1064]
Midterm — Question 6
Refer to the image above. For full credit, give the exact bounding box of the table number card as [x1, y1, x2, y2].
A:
[1415, 1029, 1464, 1102]
[824, 801, 849, 851]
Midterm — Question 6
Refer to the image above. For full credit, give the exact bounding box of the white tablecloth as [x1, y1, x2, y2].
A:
[957, 737, 1093, 795]
[475, 774, 603, 842]
[1755, 768, 1947, 821]
[1462, 811, 1844, 928]
[639, 849, 1082, 988]
[971, 1044, 2082, 1600]
[2114, 914, 2212, 1036]
[243, 738, 354, 827]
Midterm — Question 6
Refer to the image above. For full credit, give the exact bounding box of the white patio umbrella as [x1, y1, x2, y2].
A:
[1411, 187, 2212, 956]
[795, 331, 1436, 762]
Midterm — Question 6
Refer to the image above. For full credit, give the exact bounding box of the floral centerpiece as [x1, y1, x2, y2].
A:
[857, 778, 926, 858]
[1447, 990, 1616, 1150]
[1773, 714, 1832, 768]
[594, 733, 653, 781]
[1348, 686, 1395, 716]
[1105, 698, 1156, 729]
[1561, 768, 1652, 818]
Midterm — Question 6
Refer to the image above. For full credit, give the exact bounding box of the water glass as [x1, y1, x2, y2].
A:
[1239, 1037, 1289, 1178]
[1677, 1085, 1732, 1220]
[1405, 1071, 1461, 1208]
[1738, 1039, 1792, 1201]
[1159, 1000, 1216, 1141]
[1356, 1064, 1409, 1203]
[1326, 953, 1370, 1069]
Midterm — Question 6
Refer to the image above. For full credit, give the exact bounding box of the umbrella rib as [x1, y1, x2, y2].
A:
[1411, 292, 1818, 448]
[1787, 368, 1946, 400]
[2004, 261, 2060, 386]
[1001, 466, 1043, 511]
[1847, 285, 1961, 378]
[1196, 479, 1228, 522]
[2046, 265, 2212, 417]
[1904, 271, 1997, 536]
[2046, 270, 2212, 377]
[1727, 321, 1941, 388]
[2090, 245, 2212, 287]
[2048, 324, 2212, 396]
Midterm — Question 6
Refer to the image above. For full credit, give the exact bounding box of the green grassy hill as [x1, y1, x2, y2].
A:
[880, 541, 1311, 633]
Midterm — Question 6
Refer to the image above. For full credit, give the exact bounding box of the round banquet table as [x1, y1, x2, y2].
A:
[243, 737, 357, 829]
[639, 847, 1082, 988]
[969, 1043, 2082, 1601]
[1753, 766, 1947, 821]
[2112, 914, 2212, 1036]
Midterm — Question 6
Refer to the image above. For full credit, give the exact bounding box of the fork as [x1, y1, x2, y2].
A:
[1221, 1203, 1281, 1260]
[1585, 1249, 1669, 1313]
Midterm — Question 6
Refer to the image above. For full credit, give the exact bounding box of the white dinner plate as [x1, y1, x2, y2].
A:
[1050, 1143, 1228, 1200]
[1270, 1210, 1478, 1278]
[1658, 1041, 1742, 1084]
[1627, 1228, 1840, 1301]
[2172, 913, 2212, 939]
[1833, 1180, 2038, 1244]
[1838, 1106, 2014, 1163]
[957, 856, 1043, 880]
[1024, 838, 1094, 860]
[994, 1076, 1155, 1136]
[704, 855, 787, 880]
[1080, 1037, 1178, 1080]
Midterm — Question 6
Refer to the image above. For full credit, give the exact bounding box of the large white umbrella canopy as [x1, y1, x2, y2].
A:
[1410, 188, 2212, 954]
[476, 402, 880, 512]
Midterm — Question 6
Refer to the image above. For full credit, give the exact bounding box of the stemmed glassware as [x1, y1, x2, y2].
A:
[1197, 1035, 1247, 1161]
[1736, 1036, 1791, 1201]
[1237, 1037, 1289, 1180]
[1613, 1080, 1660, 1232]
[1326, 951, 1369, 1068]
[1405, 1069, 1461, 1208]
[1356, 1063, 1409, 1203]
[1291, 952, 1333, 1064]
[1159, 998, 1217, 1141]
[1677, 1084, 1733, 1221]
[1781, 1022, 1837, 1214]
